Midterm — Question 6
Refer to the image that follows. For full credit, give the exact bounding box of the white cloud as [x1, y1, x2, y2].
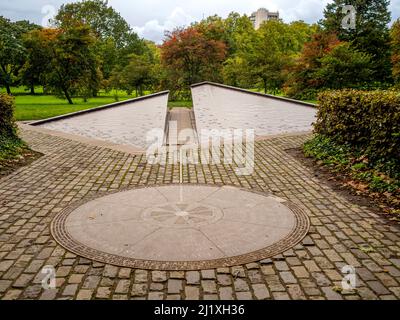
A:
[129, 1, 330, 43]
[132, 7, 194, 43]
[280, 0, 329, 22]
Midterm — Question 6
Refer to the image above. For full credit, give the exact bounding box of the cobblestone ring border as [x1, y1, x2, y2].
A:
[50, 184, 310, 270]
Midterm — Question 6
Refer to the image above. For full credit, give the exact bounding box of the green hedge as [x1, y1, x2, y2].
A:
[0, 93, 18, 139]
[315, 90, 400, 174]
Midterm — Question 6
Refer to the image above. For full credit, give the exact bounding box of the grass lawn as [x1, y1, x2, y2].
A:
[168, 100, 193, 109]
[1, 87, 139, 121]
[249, 88, 318, 105]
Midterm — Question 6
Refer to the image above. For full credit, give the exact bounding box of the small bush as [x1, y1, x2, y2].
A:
[0, 93, 18, 139]
[0, 94, 33, 166]
[314, 90, 400, 176]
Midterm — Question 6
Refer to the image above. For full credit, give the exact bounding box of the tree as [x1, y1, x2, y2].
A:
[0, 17, 28, 94]
[95, 37, 118, 80]
[55, 0, 145, 80]
[108, 66, 124, 100]
[223, 12, 255, 56]
[222, 56, 252, 88]
[194, 15, 227, 44]
[21, 26, 54, 95]
[321, 0, 392, 83]
[55, 0, 132, 48]
[316, 42, 373, 89]
[289, 21, 319, 49]
[391, 19, 400, 84]
[284, 31, 341, 98]
[143, 40, 163, 91]
[193, 12, 255, 58]
[36, 23, 100, 104]
[245, 20, 313, 94]
[160, 26, 226, 98]
[120, 53, 155, 96]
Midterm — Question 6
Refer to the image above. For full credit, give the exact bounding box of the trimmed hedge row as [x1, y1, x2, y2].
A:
[315, 90, 400, 171]
[0, 93, 18, 140]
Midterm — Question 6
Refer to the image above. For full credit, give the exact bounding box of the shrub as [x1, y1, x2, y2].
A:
[0, 93, 18, 140]
[314, 90, 400, 175]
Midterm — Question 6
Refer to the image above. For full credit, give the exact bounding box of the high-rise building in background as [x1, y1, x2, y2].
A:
[250, 8, 280, 29]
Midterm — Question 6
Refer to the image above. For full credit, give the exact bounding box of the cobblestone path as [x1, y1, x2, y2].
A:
[0, 127, 399, 300]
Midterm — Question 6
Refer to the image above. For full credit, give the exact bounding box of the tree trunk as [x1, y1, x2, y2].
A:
[63, 89, 73, 104]
[263, 79, 267, 94]
[30, 83, 35, 95]
[6, 84, 11, 95]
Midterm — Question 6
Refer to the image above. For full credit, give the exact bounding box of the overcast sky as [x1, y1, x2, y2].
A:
[1, 0, 400, 43]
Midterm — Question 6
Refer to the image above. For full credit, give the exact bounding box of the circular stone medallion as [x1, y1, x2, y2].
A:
[142, 202, 224, 228]
[51, 185, 309, 270]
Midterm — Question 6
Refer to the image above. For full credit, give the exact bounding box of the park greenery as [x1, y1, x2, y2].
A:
[0, 0, 399, 107]
[304, 89, 400, 217]
[0, 93, 27, 162]
[0, 92, 41, 176]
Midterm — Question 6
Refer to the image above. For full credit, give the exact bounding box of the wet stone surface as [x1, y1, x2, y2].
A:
[52, 185, 308, 269]
[0, 127, 399, 300]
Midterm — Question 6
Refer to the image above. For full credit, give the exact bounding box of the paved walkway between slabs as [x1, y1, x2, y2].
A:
[0, 126, 399, 300]
[166, 108, 197, 146]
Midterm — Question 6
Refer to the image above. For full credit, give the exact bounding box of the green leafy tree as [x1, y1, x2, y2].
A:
[143, 41, 163, 90]
[36, 24, 100, 104]
[245, 20, 313, 93]
[321, 0, 392, 83]
[391, 19, 400, 84]
[316, 42, 373, 89]
[0, 17, 30, 94]
[96, 37, 118, 81]
[108, 66, 124, 100]
[289, 21, 319, 49]
[223, 12, 255, 56]
[20, 26, 55, 95]
[194, 12, 255, 58]
[55, 0, 145, 80]
[55, 0, 132, 48]
[222, 56, 253, 88]
[121, 53, 156, 96]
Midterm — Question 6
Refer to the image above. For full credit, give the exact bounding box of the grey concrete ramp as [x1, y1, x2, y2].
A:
[32, 92, 169, 151]
[191, 82, 316, 138]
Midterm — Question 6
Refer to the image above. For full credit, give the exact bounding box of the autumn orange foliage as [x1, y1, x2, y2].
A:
[160, 26, 226, 94]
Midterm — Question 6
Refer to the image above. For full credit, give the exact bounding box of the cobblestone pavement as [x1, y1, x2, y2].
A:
[0, 127, 399, 300]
